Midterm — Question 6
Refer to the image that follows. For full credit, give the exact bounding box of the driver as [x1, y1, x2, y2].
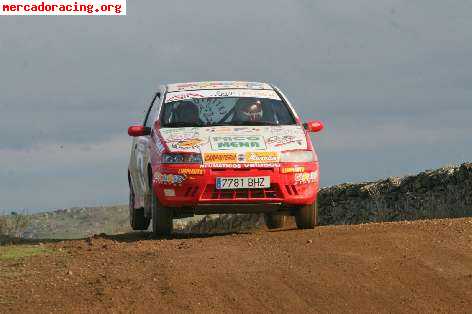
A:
[237, 99, 264, 122]
[175, 101, 201, 124]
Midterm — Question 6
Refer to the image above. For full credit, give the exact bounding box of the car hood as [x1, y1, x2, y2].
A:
[158, 125, 308, 163]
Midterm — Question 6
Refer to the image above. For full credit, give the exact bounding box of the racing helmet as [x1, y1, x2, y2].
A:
[241, 99, 263, 121]
[175, 101, 200, 123]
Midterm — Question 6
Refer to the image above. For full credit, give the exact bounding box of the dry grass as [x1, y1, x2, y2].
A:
[0, 245, 53, 261]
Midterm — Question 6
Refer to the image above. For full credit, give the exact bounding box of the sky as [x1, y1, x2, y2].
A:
[1, 0, 471, 212]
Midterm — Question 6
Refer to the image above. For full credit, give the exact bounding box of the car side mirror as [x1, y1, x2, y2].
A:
[303, 120, 324, 133]
[128, 125, 151, 137]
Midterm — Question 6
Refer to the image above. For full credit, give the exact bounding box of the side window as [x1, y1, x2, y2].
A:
[144, 92, 161, 128]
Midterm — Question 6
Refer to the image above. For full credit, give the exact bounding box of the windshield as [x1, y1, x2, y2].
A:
[161, 91, 296, 128]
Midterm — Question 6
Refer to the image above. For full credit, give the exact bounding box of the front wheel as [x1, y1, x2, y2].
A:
[129, 186, 150, 230]
[295, 201, 318, 229]
[151, 192, 173, 236]
[265, 214, 288, 229]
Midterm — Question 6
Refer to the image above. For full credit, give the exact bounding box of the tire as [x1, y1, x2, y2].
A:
[265, 214, 287, 229]
[129, 186, 150, 230]
[295, 201, 318, 229]
[151, 191, 173, 236]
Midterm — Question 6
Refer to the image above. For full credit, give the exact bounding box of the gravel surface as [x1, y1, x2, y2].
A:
[1, 218, 471, 313]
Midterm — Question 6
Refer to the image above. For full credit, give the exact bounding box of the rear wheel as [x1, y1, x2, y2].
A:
[151, 191, 173, 236]
[295, 201, 318, 229]
[129, 185, 150, 230]
[265, 214, 287, 229]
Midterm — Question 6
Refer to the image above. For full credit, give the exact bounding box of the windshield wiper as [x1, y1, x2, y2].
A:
[165, 121, 280, 128]
[230, 121, 279, 126]
[208, 122, 233, 127]
[164, 122, 203, 128]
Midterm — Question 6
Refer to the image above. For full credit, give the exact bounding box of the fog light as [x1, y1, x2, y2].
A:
[164, 189, 176, 197]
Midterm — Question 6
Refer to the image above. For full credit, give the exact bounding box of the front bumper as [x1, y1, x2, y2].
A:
[152, 163, 319, 210]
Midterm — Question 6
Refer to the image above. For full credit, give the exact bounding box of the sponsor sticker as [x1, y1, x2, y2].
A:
[155, 138, 166, 153]
[294, 171, 318, 184]
[200, 163, 280, 169]
[154, 172, 187, 185]
[210, 135, 266, 151]
[267, 135, 304, 147]
[203, 152, 238, 164]
[281, 166, 306, 174]
[178, 168, 205, 175]
[165, 89, 280, 103]
[172, 138, 204, 149]
[245, 152, 279, 163]
[201, 163, 242, 169]
[167, 81, 273, 92]
[165, 92, 206, 103]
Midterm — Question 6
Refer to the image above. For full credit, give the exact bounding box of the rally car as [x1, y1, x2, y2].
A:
[127, 81, 323, 235]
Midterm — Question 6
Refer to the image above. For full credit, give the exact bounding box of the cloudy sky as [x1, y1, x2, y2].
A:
[1, 0, 471, 212]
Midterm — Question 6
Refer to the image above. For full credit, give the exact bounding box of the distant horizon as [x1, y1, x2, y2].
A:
[0, 203, 129, 215]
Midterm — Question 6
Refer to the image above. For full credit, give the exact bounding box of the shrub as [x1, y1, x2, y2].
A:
[0, 212, 30, 238]
[0, 216, 7, 236]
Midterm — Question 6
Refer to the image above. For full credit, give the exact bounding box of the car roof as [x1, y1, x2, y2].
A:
[165, 81, 274, 93]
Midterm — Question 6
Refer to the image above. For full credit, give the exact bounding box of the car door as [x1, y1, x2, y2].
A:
[129, 91, 161, 209]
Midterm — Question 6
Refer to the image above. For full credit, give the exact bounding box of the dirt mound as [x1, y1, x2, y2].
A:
[1, 218, 471, 313]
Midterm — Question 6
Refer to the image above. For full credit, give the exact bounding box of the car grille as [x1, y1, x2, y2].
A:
[202, 184, 282, 200]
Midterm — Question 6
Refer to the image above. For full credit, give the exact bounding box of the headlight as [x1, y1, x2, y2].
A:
[161, 153, 203, 164]
[280, 150, 315, 163]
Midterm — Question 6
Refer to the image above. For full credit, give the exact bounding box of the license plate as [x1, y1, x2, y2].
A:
[216, 176, 270, 190]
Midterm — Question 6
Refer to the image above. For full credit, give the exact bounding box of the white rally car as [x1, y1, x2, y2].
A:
[128, 81, 323, 235]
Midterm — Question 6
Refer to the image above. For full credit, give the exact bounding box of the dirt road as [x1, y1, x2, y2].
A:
[1, 218, 472, 313]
